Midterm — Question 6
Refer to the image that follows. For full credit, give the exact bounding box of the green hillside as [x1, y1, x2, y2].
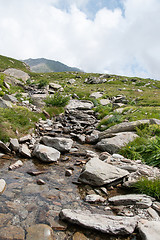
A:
[0, 55, 29, 72]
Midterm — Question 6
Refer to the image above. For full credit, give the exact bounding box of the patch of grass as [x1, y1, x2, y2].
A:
[0, 55, 29, 72]
[133, 177, 160, 200]
[94, 104, 113, 119]
[97, 113, 123, 131]
[38, 79, 49, 88]
[44, 106, 64, 118]
[44, 92, 70, 107]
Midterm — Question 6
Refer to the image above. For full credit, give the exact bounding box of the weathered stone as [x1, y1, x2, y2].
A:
[84, 76, 107, 84]
[0, 225, 25, 240]
[65, 169, 73, 176]
[49, 82, 63, 91]
[108, 194, 153, 208]
[19, 134, 32, 143]
[96, 132, 138, 154]
[90, 92, 103, 99]
[100, 99, 111, 105]
[138, 219, 160, 240]
[0, 97, 12, 108]
[78, 158, 129, 186]
[0, 213, 13, 227]
[85, 194, 106, 203]
[33, 144, 60, 162]
[42, 136, 73, 152]
[152, 201, 160, 214]
[0, 179, 6, 194]
[9, 160, 23, 170]
[85, 130, 99, 143]
[31, 94, 47, 107]
[72, 232, 88, 240]
[67, 79, 76, 84]
[147, 207, 160, 220]
[3, 94, 18, 103]
[26, 224, 54, 240]
[19, 144, 31, 158]
[4, 68, 30, 82]
[60, 209, 138, 235]
[0, 140, 11, 153]
[10, 138, 19, 152]
[66, 100, 94, 110]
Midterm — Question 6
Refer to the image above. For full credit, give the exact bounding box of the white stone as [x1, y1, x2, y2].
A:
[33, 144, 60, 162]
[0, 179, 6, 194]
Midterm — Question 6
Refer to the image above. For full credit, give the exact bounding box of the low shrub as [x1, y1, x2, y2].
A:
[44, 92, 70, 107]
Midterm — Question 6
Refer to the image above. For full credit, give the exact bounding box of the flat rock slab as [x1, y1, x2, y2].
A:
[66, 100, 94, 110]
[42, 136, 73, 152]
[108, 194, 153, 208]
[0, 140, 11, 153]
[96, 132, 138, 154]
[33, 144, 60, 162]
[0, 179, 6, 194]
[138, 219, 160, 240]
[10, 138, 19, 152]
[4, 68, 30, 82]
[26, 224, 54, 240]
[78, 157, 129, 186]
[0, 225, 25, 240]
[0, 98, 13, 108]
[60, 209, 138, 235]
[19, 144, 31, 158]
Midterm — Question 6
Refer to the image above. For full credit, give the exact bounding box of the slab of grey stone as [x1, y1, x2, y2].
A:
[78, 157, 129, 186]
[10, 138, 19, 152]
[4, 68, 30, 82]
[42, 136, 73, 152]
[3, 94, 18, 103]
[100, 99, 111, 105]
[108, 194, 153, 208]
[138, 219, 160, 240]
[19, 144, 31, 158]
[60, 209, 138, 235]
[0, 140, 11, 153]
[96, 132, 138, 154]
[0, 98, 12, 108]
[89, 92, 103, 99]
[33, 144, 60, 162]
[85, 194, 106, 203]
[66, 100, 94, 110]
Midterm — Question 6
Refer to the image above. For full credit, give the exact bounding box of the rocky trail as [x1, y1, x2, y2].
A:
[0, 97, 160, 240]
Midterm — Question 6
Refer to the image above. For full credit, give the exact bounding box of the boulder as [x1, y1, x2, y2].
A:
[108, 194, 153, 209]
[0, 98, 12, 108]
[10, 138, 19, 152]
[96, 132, 138, 154]
[138, 219, 160, 240]
[42, 136, 73, 152]
[33, 144, 60, 162]
[84, 76, 107, 84]
[19, 144, 31, 158]
[0, 179, 6, 194]
[89, 92, 103, 99]
[26, 224, 54, 240]
[49, 82, 63, 91]
[4, 68, 30, 82]
[60, 209, 138, 235]
[66, 100, 94, 110]
[30, 94, 48, 107]
[85, 194, 106, 203]
[78, 157, 129, 186]
[100, 99, 111, 106]
[0, 140, 11, 153]
[3, 94, 18, 103]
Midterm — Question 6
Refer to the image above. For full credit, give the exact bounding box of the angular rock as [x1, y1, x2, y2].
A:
[85, 194, 106, 203]
[0, 226, 25, 239]
[42, 136, 73, 152]
[108, 194, 153, 208]
[19, 134, 32, 143]
[66, 100, 94, 110]
[26, 224, 54, 240]
[100, 99, 111, 105]
[4, 68, 30, 82]
[89, 92, 103, 99]
[96, 132, 138, 154]
[0, 179, 6, 194]
[19, 144, 31, 158]
[138, 219, 160, 240]
[0, 140, 11, 153]
[3, 94, 18, 103]
[31, 94, 47, 107]
[78, 158, 129, 186]
[10, 138, 19, 152]
[152, 201, 160, 214]
[60, 209, 138, 235]
[0, 97, 12, 108]
[9, 160, 23, 170]
[33, 144, 60, 162]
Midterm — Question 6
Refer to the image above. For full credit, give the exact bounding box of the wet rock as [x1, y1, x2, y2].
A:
[78, 157, 129, 186]
[27, 170, 46, 176]
[0, 225, 25, 240]
[65, 169, 73, 176]
[66, 100, 94, 110]
[10, 138, 19, 152]
[0, 153, 5, 158]
[108, 194, 153, 208]
[33, 144, 60, 162]
[0, 179, 6, 194]
[4, 68, 30, 82]
[9, 160, 23, 170]
[42, 136, 73, 152]
[0, 213, 13, 227]
[36, 179, 46, 185]
[19, 144, 31, 158]
[138, 219, 160, 240]
[96, 132, 138, 154]
[85, 194, 106, 203]
[0, 140, 11, 153]
[60, 209, 138, 235]
[26, 224, 54, 240]
[73, 232, 88, 240]
[0, 97, 13, 108]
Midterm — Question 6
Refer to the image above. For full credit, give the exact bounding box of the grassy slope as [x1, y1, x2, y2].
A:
[0, 54, 29, 72]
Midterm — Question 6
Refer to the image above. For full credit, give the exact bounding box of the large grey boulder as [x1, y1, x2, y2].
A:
[108, 194, 153, 209]
[10, 138, 20, 152]
[3, 94, 18, 103]
[0, 98, 12, 108]
[138, 219, 160, 240]
[42, 136, 73, 152]
[99, 120, 151, 140]
[4, 68, 30, 82]
[33, 144, 60, 162]
[49, 82, 63, 91]
[66, 100, 94, 110]
[78, 157, 129, 186]
[30, 94, 47, 107]
[96, 132, 138, 154]
[60, 209, 138, 235]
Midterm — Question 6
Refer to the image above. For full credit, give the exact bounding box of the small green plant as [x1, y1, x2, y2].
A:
[38, 79, 49, 88]
[133, 177, 160, 200]
[44, 92, 70, 107]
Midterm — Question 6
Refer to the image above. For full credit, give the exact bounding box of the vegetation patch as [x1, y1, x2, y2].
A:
[44, 92, 70, 107]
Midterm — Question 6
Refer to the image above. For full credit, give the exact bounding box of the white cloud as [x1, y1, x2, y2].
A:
[0, 0, 160, 79]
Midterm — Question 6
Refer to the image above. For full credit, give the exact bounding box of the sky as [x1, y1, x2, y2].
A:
[0, 0, 160, 80]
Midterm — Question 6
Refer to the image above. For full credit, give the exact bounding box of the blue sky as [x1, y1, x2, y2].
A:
[0, 0, 160, 79]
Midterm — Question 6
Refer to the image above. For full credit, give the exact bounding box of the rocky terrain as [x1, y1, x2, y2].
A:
[0, 57, 160, 240]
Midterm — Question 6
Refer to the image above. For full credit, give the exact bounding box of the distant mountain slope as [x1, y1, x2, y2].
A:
[23, 58, 82, 73]
[0, 55, 29, 72]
